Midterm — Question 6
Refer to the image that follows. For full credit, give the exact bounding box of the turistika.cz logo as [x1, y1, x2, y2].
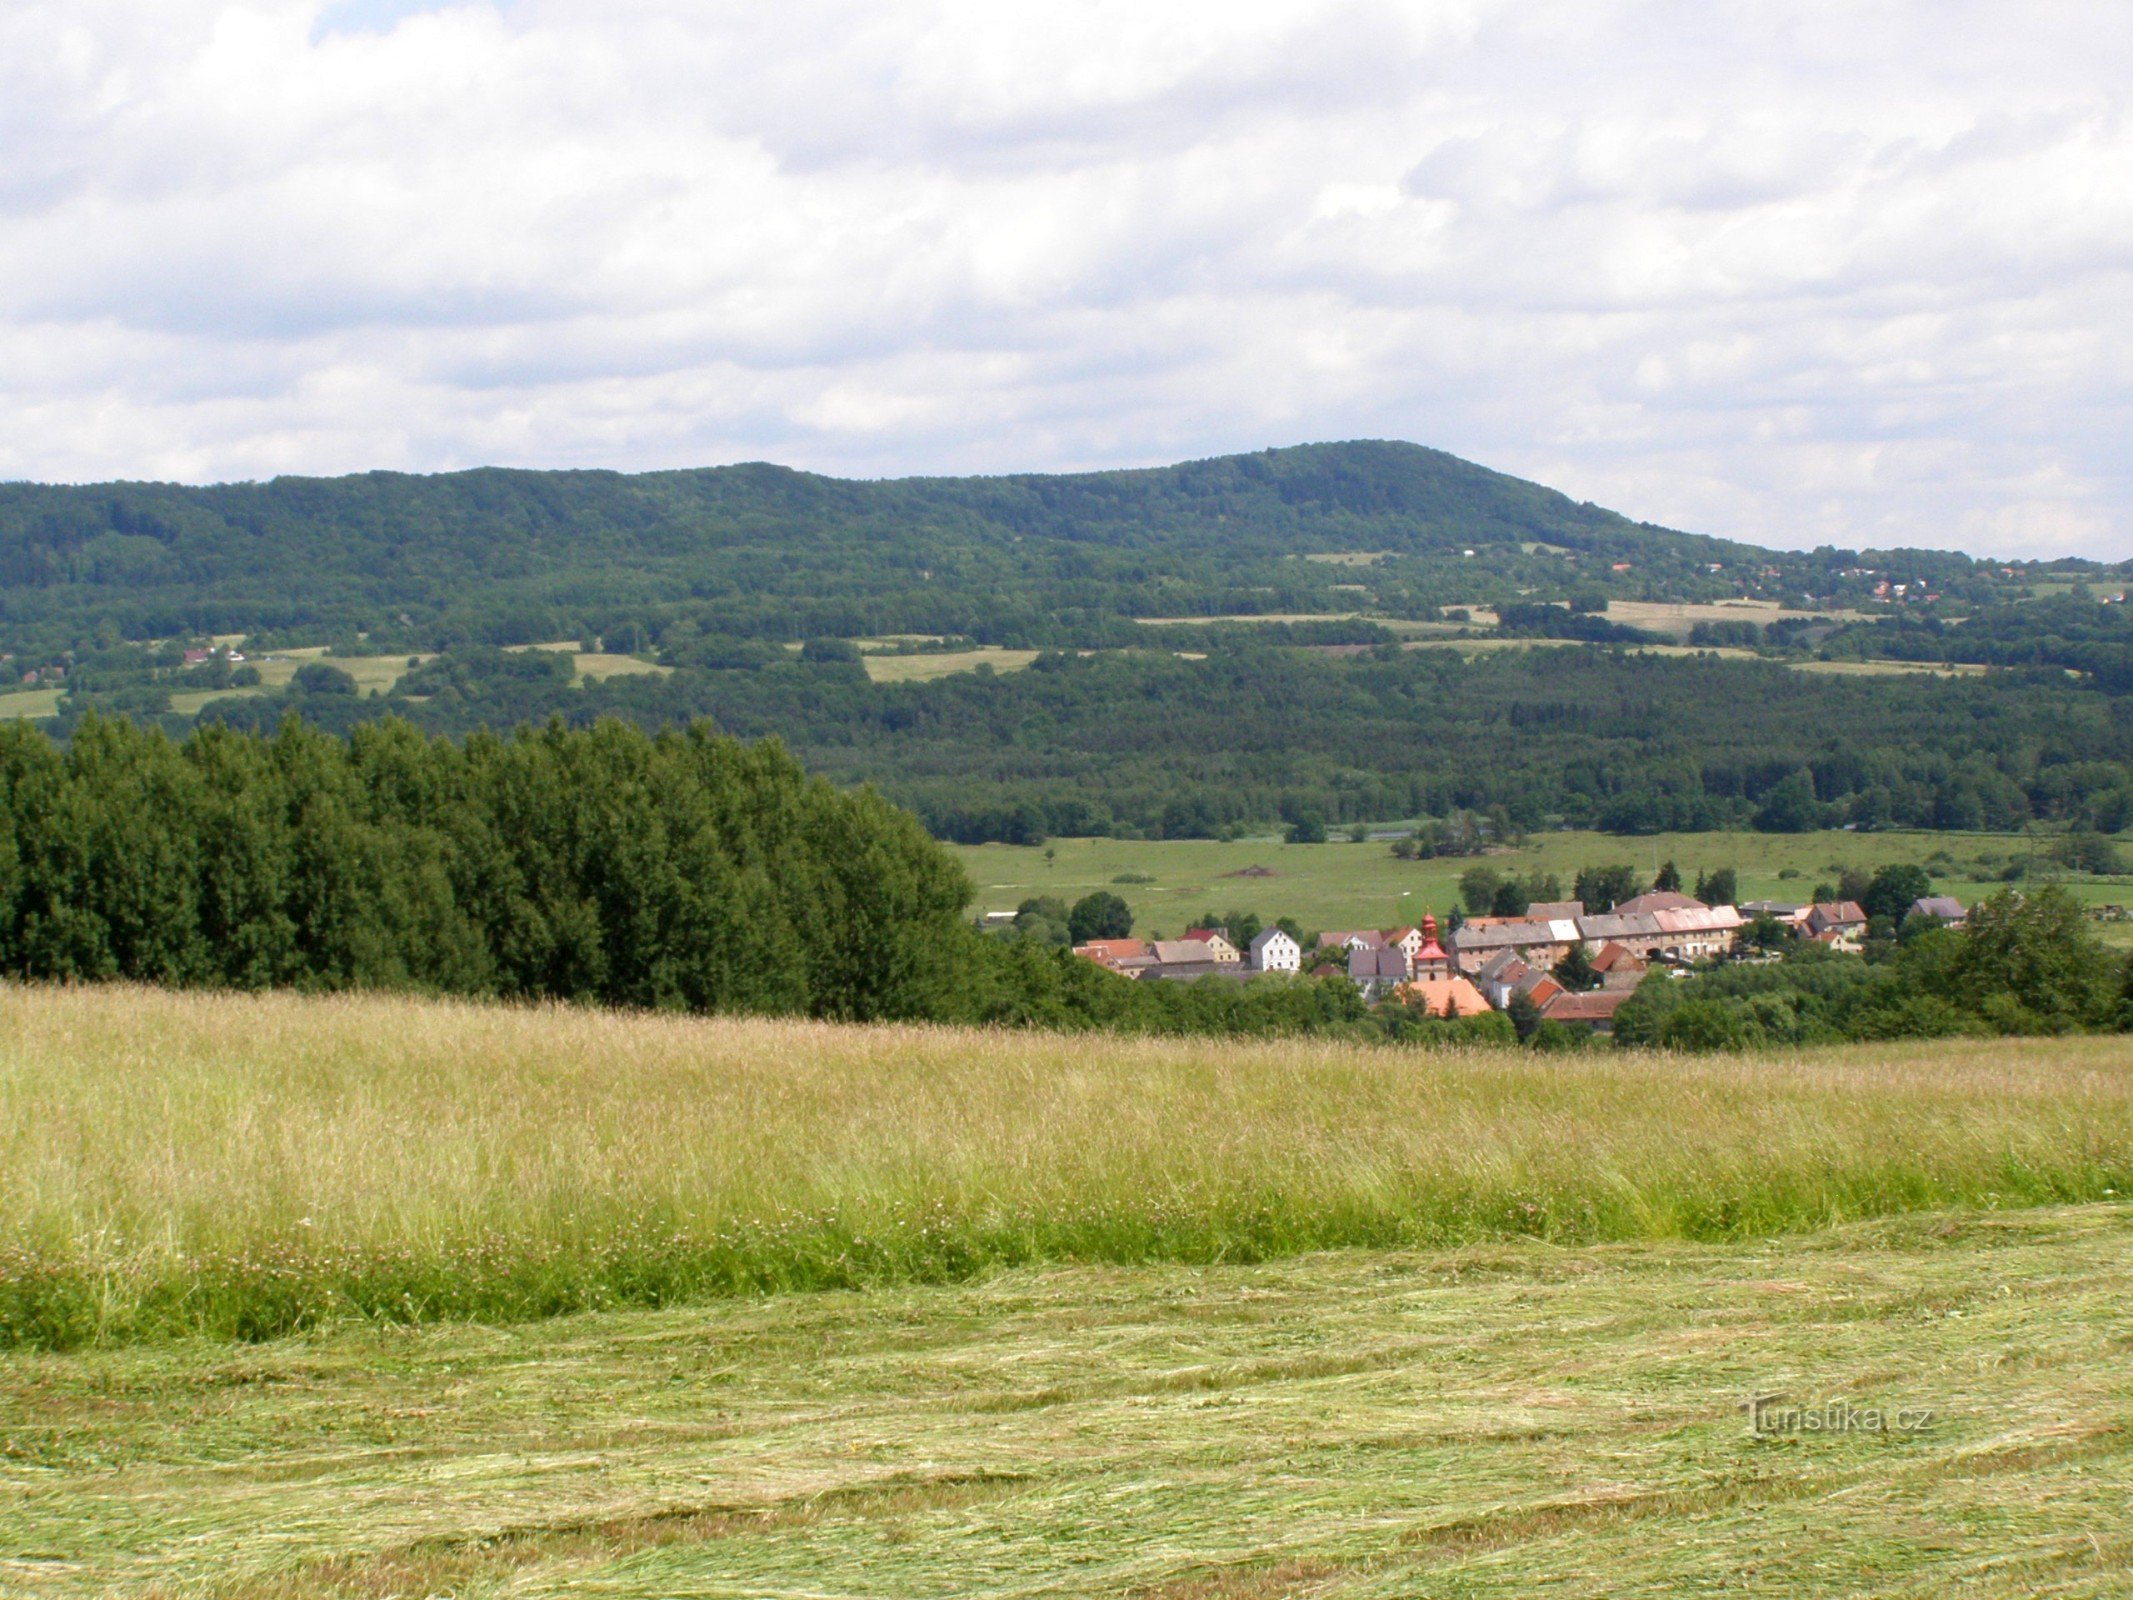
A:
[1747, 1394, 1935, 1437]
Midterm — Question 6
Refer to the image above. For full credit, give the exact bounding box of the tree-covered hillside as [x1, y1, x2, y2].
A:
[0, 441, 2058, 660]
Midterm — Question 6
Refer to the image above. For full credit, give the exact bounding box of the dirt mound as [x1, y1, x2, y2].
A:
[1221, 865, 1280, 878]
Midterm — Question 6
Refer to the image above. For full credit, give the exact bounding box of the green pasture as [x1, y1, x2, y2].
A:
[954, 827, 2133, 934]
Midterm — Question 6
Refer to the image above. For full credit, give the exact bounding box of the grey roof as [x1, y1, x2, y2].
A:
[1523, 900, 1585, 921]
[1249, 926, 1297, 954]
[1447, 918, 1575, 952]
[1347, 946, 1410, 980]
[1911, 897, 1967, 921]
[1570, 912, 1665, 942]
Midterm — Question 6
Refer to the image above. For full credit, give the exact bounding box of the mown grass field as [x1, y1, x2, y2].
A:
[4, 1207, 2129, 1596]
[954, 827, 2133, 935]
[4, 984, 2130, 1352]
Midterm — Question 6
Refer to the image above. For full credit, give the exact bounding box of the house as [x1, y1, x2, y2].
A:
[1909, 896, 1968, 927]
[182, 648, 213, 666]
[1248, 927, 1301, 973]
[1142, 939, 1237, 982]
[1523, 900, 1585, 921]
[1539, 988, 1634, 1033]
[1151, 939, 1223, 967]
[1648, 905, 1745, 961]
[1319, 929, 1386, 953]
[1740, 900, 1809, 928]
[1384, 925, 1425, 964]
[1181, 930, 1241, 964]
[1448, 917, 1579, 974]
[1804, 901, 1867, 951]
[1396, 974, 1493, 1018]
[1588, 942, 1647, 990]
[1073, 938, 1157, 976]
[1347, 944, 1412, 1000]
[1473, 950, 1563, 1011]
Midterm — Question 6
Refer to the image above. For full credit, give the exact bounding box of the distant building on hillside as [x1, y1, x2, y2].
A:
[1347, 943, 1411, 1000]
[1248, 927, 1301, 973]
[1180, 930, 1241, 964]
[1909, 896, 1968, 927]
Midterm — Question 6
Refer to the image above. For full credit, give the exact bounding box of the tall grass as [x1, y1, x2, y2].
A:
[4, 982, 2130, 1349]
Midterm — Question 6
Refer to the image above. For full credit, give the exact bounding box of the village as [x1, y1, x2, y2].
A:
[1069, 888, 1974, 1034]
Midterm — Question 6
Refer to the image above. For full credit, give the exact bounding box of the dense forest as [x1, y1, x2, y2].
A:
[127, 643, 2133, 843]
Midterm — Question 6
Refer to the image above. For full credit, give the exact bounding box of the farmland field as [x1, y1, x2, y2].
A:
[863, 646, 1040, 683]
[953, 828, 2133, 934]
[1, 980, 2130, 1596]
[0, 686, 63, 720]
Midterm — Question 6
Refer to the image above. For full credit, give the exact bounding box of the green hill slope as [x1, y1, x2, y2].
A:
[0, 441, 1917, 656]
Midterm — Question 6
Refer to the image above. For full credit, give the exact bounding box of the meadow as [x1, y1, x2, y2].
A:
[4, 983, 2130, 1352]
[953, 826, 2133, 936]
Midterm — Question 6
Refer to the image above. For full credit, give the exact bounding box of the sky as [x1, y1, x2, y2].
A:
[3, 1, 2129, 558]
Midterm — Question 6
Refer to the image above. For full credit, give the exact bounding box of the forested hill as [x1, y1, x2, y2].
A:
[0, 440, 2010, 657]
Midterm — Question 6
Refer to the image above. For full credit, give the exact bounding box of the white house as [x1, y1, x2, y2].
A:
[1248, 927, 1301, 973]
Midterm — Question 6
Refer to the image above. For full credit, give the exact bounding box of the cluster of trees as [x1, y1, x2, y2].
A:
[1452, 860, 1739, 917]
[0, 712, 1502, 1046]
[1613, 887, 2127, 1048]
[0, 714, 977, 1020]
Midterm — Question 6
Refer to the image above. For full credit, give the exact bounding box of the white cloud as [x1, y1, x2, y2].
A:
[0, 0, 2127, 556]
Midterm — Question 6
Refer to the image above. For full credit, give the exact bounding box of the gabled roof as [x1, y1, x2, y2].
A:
[1540, 989, 1632, 1023]
[1248, 926, 1297, 953]
[1589, 941, 1645, 972]
[1152, 939, 1221, 965]
[1523, 900, 1585, 921]
[1448, 918, 1577, 951]
[1347, 945, 1411, 980]
[1074, 939, 1149, 961]
[1395, 975, 1493, 1017]
[1613, 891, 1706, 916]
[1319, 929, 1386, 950]
[1806, 901, 1866, 930]
[1651, 906, 1745, 934]
[1475, 949, 1530, 985]
[1911, 896, 1967, 922]
[1571, 912, 1664, 942]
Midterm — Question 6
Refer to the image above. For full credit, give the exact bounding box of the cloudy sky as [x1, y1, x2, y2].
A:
[4, 1, 2128, 556]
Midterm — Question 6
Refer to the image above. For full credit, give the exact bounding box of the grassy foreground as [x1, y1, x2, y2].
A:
[3, 1206, 2129, 1597]
[4, 983, 2131, 1350]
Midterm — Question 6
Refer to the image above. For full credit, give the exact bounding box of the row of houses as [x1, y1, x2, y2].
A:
[1071, 888, 1972, 1034]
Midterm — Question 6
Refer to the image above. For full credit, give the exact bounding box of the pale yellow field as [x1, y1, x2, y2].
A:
[1605, 599, 1872, 636]
[863, 647, 1039, 682]
[571, 651, 672, 680]
[0, 687, 63, 719]
[1793, 658, 1989, 678]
